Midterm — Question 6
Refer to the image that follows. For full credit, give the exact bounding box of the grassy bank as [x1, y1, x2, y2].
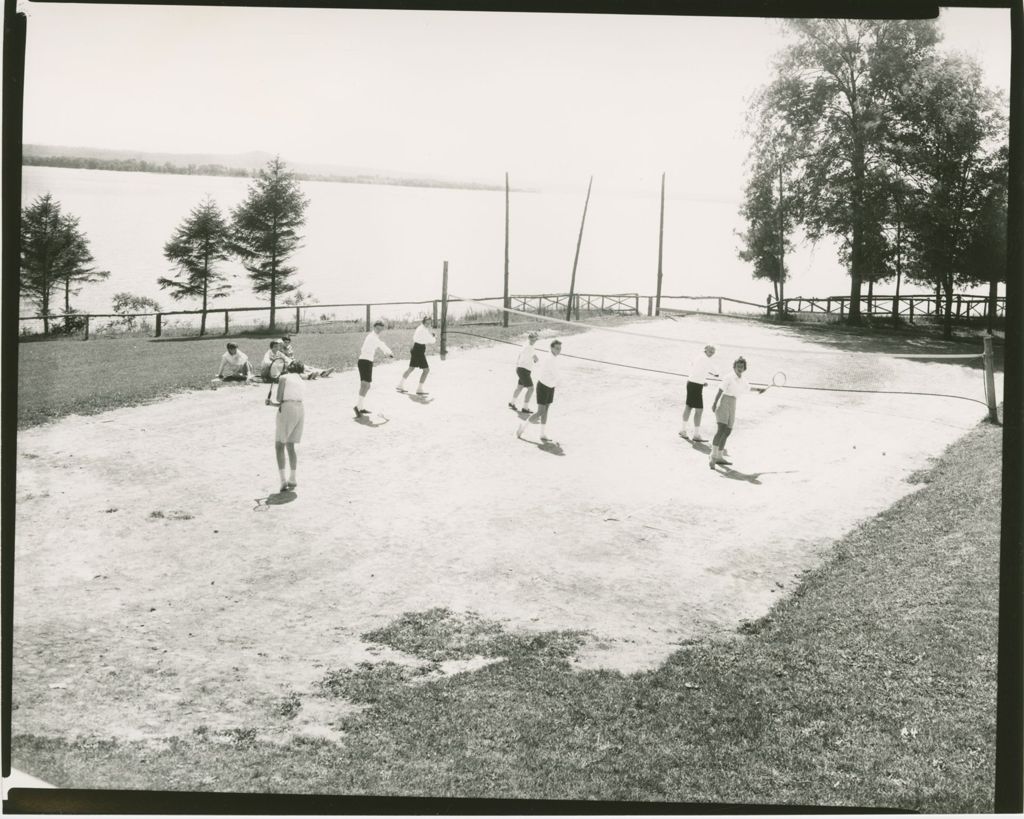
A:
[13, 417, 1000, 810]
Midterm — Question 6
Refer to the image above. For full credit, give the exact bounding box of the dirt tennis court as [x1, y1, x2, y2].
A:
[12, 314, 996, 746]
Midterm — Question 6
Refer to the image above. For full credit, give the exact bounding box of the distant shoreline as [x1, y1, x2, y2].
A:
[23, 155, 516, 193]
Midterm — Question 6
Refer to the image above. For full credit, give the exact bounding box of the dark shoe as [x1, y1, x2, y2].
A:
[508, 402, 517, 410]
[353, 406, 361, 418]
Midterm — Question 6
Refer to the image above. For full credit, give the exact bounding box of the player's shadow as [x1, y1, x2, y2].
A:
[354, 415, 389, 427]
[254, 490, 296, 510]
[518, 435, 565, 456]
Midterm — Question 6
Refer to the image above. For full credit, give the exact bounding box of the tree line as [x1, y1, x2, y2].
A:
[737, 19, 1008, 337]
[21, 157, 310, 335]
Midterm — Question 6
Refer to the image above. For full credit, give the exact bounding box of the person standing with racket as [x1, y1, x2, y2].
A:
[396, 316, 436, 395]
[709, 356, 766, 468]
[266, 360, 306, 492]
[355, 319, 394, 417]
[517, 339, 562, 443]
[680, 343, 718, 442]
[509, 331, 540, 414]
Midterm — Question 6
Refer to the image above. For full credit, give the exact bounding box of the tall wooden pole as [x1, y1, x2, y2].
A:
[503, 172, 510, 328]
[566, 175, 593, 322]
[655, 172, 665, 317]
[440, 260, 449, 361]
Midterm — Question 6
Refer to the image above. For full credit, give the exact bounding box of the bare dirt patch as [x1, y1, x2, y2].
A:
[12, 315, 994, 747]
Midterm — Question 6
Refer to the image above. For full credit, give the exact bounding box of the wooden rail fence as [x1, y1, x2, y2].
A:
[18, 290, 1006, 340]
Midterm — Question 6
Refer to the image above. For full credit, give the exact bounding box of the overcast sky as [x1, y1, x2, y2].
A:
[18, 3, 1011, 197]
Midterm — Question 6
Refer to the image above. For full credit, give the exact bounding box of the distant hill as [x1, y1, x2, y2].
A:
[22, 144, 513, 191]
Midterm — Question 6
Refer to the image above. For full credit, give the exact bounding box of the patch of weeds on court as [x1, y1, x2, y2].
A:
[221, 727, 258, 745]
[276, 692, 302, 719]
[362, 607, 587, 664]
[147, 509, 193, 521]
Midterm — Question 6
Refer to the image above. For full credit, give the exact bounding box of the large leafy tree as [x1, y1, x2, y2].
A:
[21, 193, 108, 334]
[160, 197, 232, 336]
[738, 102, 804, 310]
[228, 157, 309, 331]
[766, 19, 941, 322]
[891, 54, 1008, 337]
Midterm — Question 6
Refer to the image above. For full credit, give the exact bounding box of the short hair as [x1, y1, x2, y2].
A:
[281, 335, 291, 343]
[734, 356, 748, 368]
[550, 339, 562, 348]
[422, 316, 431, 323]
[287, 360, 305, 374]
[226, 342, 237, 350]
[269, 339, 280, 347]
[374, 320, 385, 328]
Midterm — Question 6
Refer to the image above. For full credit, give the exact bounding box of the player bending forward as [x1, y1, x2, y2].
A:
[509, 331, 539, 414]
[517, 339, 562, 443]
[396, 316, 436, 395]
[708, 355, 765, 469]
[266, 360, 305, 491]
[355, 320, 394, 417]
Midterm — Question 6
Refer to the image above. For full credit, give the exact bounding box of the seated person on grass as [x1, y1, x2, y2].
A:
[214, 342, 254, 382]
[280, 335, 335, 380]
[260, 339, 289, 382]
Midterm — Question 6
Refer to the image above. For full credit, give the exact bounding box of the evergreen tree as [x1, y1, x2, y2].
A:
[21, 193, 107, 334]
[228, 157, 309, 331]
[160, 197, 232, 336]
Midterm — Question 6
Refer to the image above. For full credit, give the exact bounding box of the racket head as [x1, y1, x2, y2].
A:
[772, 371, 787, 388]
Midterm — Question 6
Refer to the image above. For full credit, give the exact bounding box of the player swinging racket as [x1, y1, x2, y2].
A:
[680, 343, 718, 442]
[355, 320, 394, 417]
[266, 360, 306, 492]
[396, 316, 436, 395]
[708, 356, 766, 469]
[517, 339, 562, 443]
[509, 331, 540, 414]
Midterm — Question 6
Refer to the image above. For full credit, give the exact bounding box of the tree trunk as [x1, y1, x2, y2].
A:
[942, 277, 954, 340]
[987, 274, 998, 334]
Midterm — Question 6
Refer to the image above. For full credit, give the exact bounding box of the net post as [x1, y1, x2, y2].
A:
[440, 261, 449, 361]
[984, 335, 999, 423]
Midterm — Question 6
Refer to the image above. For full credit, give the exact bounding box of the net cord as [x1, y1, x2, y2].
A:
[449, 294, 983, 361]
[446, 329, 990, 408]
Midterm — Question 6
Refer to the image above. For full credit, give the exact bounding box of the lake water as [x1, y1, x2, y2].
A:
[22, 165, 857, 317]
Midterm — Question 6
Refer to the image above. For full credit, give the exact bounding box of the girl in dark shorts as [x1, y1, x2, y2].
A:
[509, 332, 539, 413]
[517, 339, 562, 443]
[397, 316, 436, 395]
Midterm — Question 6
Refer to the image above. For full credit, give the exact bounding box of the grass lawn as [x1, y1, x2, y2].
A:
[12, 413, 1000, 810]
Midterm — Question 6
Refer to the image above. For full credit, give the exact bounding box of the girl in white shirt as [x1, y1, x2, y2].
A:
[709, 356, 765, 468]
[266, 360, 306, 491]
[355, 320, 394, 417]
[517, 339, 562, 443]
[396, 316, 436, 395]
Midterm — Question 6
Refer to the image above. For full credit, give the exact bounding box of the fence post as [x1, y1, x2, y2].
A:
[826, 297, 832, 315]
[634, 294, 639, 315]
[840, 299, 845, 318]
[155, 313, 162, 338]
[84, 315, 90, 341]
[956, 294, 963, 318]
[224, 310, 229, 335]
[909, 300, 914, 324]
[718, 298, 722, 314]
[432, 300, 438, 328]
[574, 293, 580, 321]
[983, 335, 999, 423]
[365, 304, 371, 332]
[647, 296, 653, 316]
[295, 307, 301, 334]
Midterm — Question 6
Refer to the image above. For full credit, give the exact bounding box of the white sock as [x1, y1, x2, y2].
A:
[278, 468, 287, 484]
[357, 396, 365, 411]
[540, 424, 547, 438]
[288, 470, 296, 483]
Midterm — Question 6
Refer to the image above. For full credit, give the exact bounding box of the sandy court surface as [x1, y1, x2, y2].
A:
[12, 315, 997, 744]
